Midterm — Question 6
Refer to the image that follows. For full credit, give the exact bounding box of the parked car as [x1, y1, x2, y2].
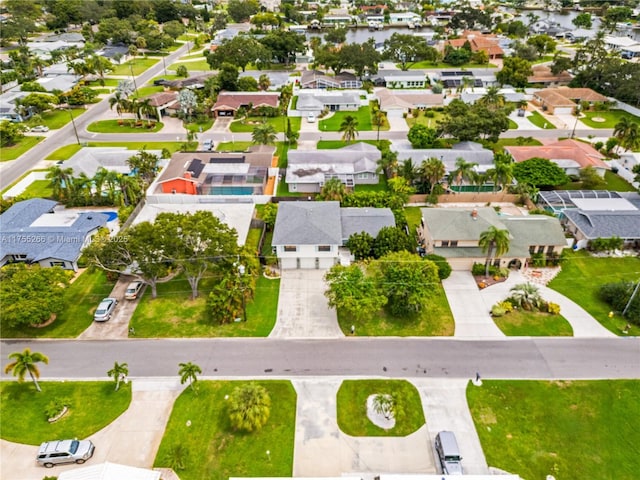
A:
[36, 439, 95, 468]
[30, 125, 50, 132]
[94, 297, 117, 322]
[307, 112, 316, 123]
[124, 281, 144, 300]
[435, 431, 463, 475]
[202, 139, 213, 151]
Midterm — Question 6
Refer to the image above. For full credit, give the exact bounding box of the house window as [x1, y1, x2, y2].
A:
[284, 246, 297, 252]
[357, 173, 369, 179]
[441, 240, 449, 247]
[318, 245, 331, 252]
[537, 246, 545, 254]
[49, 261, 65, 267]
[546, 246, 555, 254]
[13, 254, 27, 260]
[450, 240, 458, 247]
[529, 246, 536, 254]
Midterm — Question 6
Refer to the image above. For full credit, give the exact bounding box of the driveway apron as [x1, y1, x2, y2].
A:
[270, 270, 343, 338]
[292, 378, 433, 476]
[442, 271, 504, 338]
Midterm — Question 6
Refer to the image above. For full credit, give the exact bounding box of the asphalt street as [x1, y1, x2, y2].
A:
[1, 337, 638, 380]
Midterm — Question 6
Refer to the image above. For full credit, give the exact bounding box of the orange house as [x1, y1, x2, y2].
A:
[160, 171, 198, 195]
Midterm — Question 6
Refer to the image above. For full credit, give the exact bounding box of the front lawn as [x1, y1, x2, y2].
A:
[405, 110, 446, 128]
[85, 78, 120, 87]
[492, 310, 573, 336]
[0, 381, 131, 445]
[468, 380, 640, 480]
[132, 85, 164, 98]
[230, 116, 300, 133]
[0, 136, 44, 162]
[337, 380, 425, 436]
[548, 250, 640, 336]
[483, 137, 543, 151]
[217, 141, 253, 152]
[316, 140, 389, 150]
[45, 143, 83, 160]
[129, 273, 279, 337]
[0, 269, 116, 338]
[580, 109, 640, 129]
[319, 105, 376, 132]
[45, 141, 192, 160]
[167, 59, 211, 72]
[336, 283, 454, 336]
[154, 380, 296, 480]
[28, 108, 85, 130]
[19, 179, 53, 199]
[185, 118, 214, 133]
[87, 119, 163, 133]
[109, 58, 159, 76]
[557, 169, 636, 192]
[527, 111, 557, 129]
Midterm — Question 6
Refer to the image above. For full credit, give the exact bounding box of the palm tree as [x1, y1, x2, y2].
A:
[400, 158, 418, 185]
[420, 157, 446, 195]
[372, 110, 386, 143]
[613, 117, 640, 152]
[487, 151, 514, 192]
[377, 148, 398, 178]
[4, 348, 49, 392]
[252, 122, 277, 145]
[477, 86, 506, 112]
[109, 92, 127, 121]
[138, 97, 157, 124]
[372, 393, 395, 420]
[46, 165, 74, 201]
[339, 115, 359, 143]
[258, 74, 271, 91]
[92, 167, 109, 204]
[509, 282, 543, 311]
[107, 361, 129, 391]
[228, 382, 271, 432]
[478, 226, 511, 278]
[178, 361, 202, 391]
[449, 157, 478, 190]
[317, 177, 346, 201]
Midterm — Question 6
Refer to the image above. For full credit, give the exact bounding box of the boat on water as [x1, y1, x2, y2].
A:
[368, 20, 384, 30]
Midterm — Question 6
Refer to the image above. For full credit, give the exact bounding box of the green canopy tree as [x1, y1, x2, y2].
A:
[346, 231, 375, 260]
[324, 264, 387, 322]
[419, 157, 446, 195]
[4, 348, 49, 392]
[252, 122, 277, 145]
[228, 383, 271, 432]
[373, 226, 414, 259]
[496, 56, 532, 88]
[383, 33, 438, 70]
[512, 157, 568, 189]
[478, 226, 511, 277]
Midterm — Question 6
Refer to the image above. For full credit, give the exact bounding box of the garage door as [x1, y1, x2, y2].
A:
[280, 258, 297, 270]
[386, 109, 405, 118]
[554, 107, 573, 115]
[299, 257, 316, 269]
[448, 258, 475, 271]
[318, 257, 336, 269]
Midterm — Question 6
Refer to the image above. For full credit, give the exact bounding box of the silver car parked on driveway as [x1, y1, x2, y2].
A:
[36, 439, 95, 468]
[94, 297, 117, 321]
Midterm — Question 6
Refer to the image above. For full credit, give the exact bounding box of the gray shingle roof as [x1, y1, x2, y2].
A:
[395, 141, 494, 172]
[501, 216, 567, 256]
[340, 207, 395, 241]
[287, 143, 381, 183]
[272, 201, 342, 246]
[0, 199, 108, 263]
[563, 210, 640, 240]
[420, 207, 507, 240]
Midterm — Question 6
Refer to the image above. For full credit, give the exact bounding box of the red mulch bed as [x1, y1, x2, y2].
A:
[474, 275, 508, 289]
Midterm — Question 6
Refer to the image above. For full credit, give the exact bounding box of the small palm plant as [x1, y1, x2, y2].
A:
[178, 361, 202, 392]
[228, 383, 271, 432]
[509, 282, 543, 311]
[107, 361, 129, 391]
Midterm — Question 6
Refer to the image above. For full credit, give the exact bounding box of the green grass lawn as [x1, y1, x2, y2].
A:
[276, 180, 305, 197]
[337, 380, 425, 436]
[109, 58, 159, 76]
[154, 380, 296, 480]
[217, 141, 253, 152]
[230, 116, 301, 133]
[319, 106, 375, 132]
[45, 142, 191, 160]
[168, 59, 211, 72]
[132, 85, 164, 98]
[483, 137, 543, 151]
[467, 380, 640, 480]
[184, 118, 214, 133]
[355, 175, 388, 192]
[129, 273, 279, 337]
[527, 110, 557, 129]
[405, 110, 446, 128]
[508, 118, 518, 129]
[407, 61, 497, 69]
[548, 250, 640, 336]
[85, 78, 120, 87]
[0, 136, 44, 162]
[316, 140, 388, 150]
[45, 143, 82, 160]
[275, 141, 289, 168]
[0, 381, 131, 445]
[19, 179, 53, 199]
[27, 108, 85, 130]
[493, 310, 573, 336]
[580, 109, 640, 129]
[558, 169, 637, 192]
[245, 228, 262, 254]
[405, 206, 423, 236]
[337, 282, 454, 336]
[0, 269, 116, 338]
[87, 119, 163, 133]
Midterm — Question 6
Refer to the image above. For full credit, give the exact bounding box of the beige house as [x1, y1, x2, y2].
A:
[418, 207, 567, 270]
[533, 87, 609, 115]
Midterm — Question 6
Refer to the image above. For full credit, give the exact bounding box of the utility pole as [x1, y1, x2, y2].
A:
[622, 279, 640, 317]
[129, 62, 138, 96]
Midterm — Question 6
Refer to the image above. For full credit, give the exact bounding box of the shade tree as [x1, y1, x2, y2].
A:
[324, 264, 387, 323]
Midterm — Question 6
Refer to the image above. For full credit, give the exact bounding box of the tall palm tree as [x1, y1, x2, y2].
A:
[258, 74, 271, 91]
[377, 148, 398, 178]
[420, 157, 446, 195]
[449, 157, 478, 190]
[613, 117, 640, 152]
[478, 226, 511, 277]
[400, 158, 418, 185]
[104, 170, 120, 205]
[339, 115, 359, 143]
[372, 110, 386, 143]
[92, 167, 109, 205]
[178, 361, 202, 391]
[488, 151, 514, 192]
[228, 382, 271, 432]
[109, 92, 128, 121]
[46, 165, 74, 201]
[107, 361, 129, 391]
[252, 122, 277, 145]
[138, 97, 157, 124]
[477, 86, 506, 112]
[126, 97, 141, 121]
[509, 282, 543, 311]
[4, 348, 49, 392]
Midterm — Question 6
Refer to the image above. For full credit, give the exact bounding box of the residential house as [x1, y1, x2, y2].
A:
[445, 31, 504, 59]
[533, 87, 608, 115]
[286, 142, 381, 193]
[164, 73, 215, 90]
[95, 45, 130, 64]
[63, 147, 165, 178]
[26, 40, 84, 60]
[272, 201, 395, 269]
[506, 139, 610, 177]
[0, 90, 34, 122]
[35, 75, 81, 93]
[212, 91, 280, 117]
[0, 198, 109, 271]
[527, 64, 572, 87]
[389, 12, 422, 25]
[323, 9, 353, 26]
[378, 71, 429, 89]
[375, 87, 444, 117]
[438, 71, 483, 89]
[154, 147, 275, 196]
[295, 90, 361, 114]
[300, 70, 362, 89]
[418, 207, 567, 270]
[142, 91, 179, 119]
[460, 88, 529, 105]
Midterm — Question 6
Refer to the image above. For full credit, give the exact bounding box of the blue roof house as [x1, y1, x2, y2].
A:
[0, 199, 108, 271]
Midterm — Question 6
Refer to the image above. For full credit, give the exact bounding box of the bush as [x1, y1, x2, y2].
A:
[45, 398, 70, 420]
[472, 263, 486, 276]
[530, 252, 546, 267]
[599, 281, 640, 324]
[491, 304, 506, 317]
[499, 300, 513, 313]
[547, 302, 561, 315]
[424, 254, 452, 280]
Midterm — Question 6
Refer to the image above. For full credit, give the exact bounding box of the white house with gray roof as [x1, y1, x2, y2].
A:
[272, 201, 395, 269]
[63, 147, 165, 178]
[286, 142, 381, 193]
[0, 199, 108, 271]
[295, 90, 362, 115]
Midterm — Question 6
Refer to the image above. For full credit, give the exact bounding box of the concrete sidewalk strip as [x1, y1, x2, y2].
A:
[413, 378, 490, 476]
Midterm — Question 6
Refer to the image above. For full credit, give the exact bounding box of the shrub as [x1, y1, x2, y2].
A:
[499, 300, 513, 313]
[599, 281, 640, 324]
[530, 252, 546, 267]
[425, 110, 435, 118]
[529, 208, 556, 217]
[424, 254, 452, 280]
[491, 304, 506, 317]
[472, 263, 486, 276]
[45, 398, 70, 420]
[547, 302, 561, 315]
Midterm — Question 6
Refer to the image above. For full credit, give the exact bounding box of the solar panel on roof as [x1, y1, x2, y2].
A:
[187, 159, 204, 178]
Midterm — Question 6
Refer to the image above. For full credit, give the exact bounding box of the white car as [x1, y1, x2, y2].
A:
[36, 439, 95, 468]
[30, 125, 50, 132]
[124, 281, 144, 300]
[94, 297, 117, 322]
[307, 113, 316, 123]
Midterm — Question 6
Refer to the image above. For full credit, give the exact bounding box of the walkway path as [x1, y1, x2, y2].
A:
[270, 270, 343, 338]
[443, 271, 505, 338]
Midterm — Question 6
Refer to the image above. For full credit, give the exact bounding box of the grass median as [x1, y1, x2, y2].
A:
[0, 136, 44, 162]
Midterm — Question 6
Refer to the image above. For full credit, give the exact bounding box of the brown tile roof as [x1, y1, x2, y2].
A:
[212, 92, 280, 111]
[505, 139, 609, 170]
[528, 65, 572, 84]
[446, 31, 503, 56]
[535, 87, 608, 107]
[144, 91, 177, 107]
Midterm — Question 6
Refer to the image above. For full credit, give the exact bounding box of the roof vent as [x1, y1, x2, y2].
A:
[471, 208, 478, 220]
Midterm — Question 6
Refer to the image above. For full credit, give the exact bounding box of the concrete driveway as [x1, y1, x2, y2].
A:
[0, 378, 184, 480]
[292, 378, 434, 476]
[270, 270, 343, 338]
